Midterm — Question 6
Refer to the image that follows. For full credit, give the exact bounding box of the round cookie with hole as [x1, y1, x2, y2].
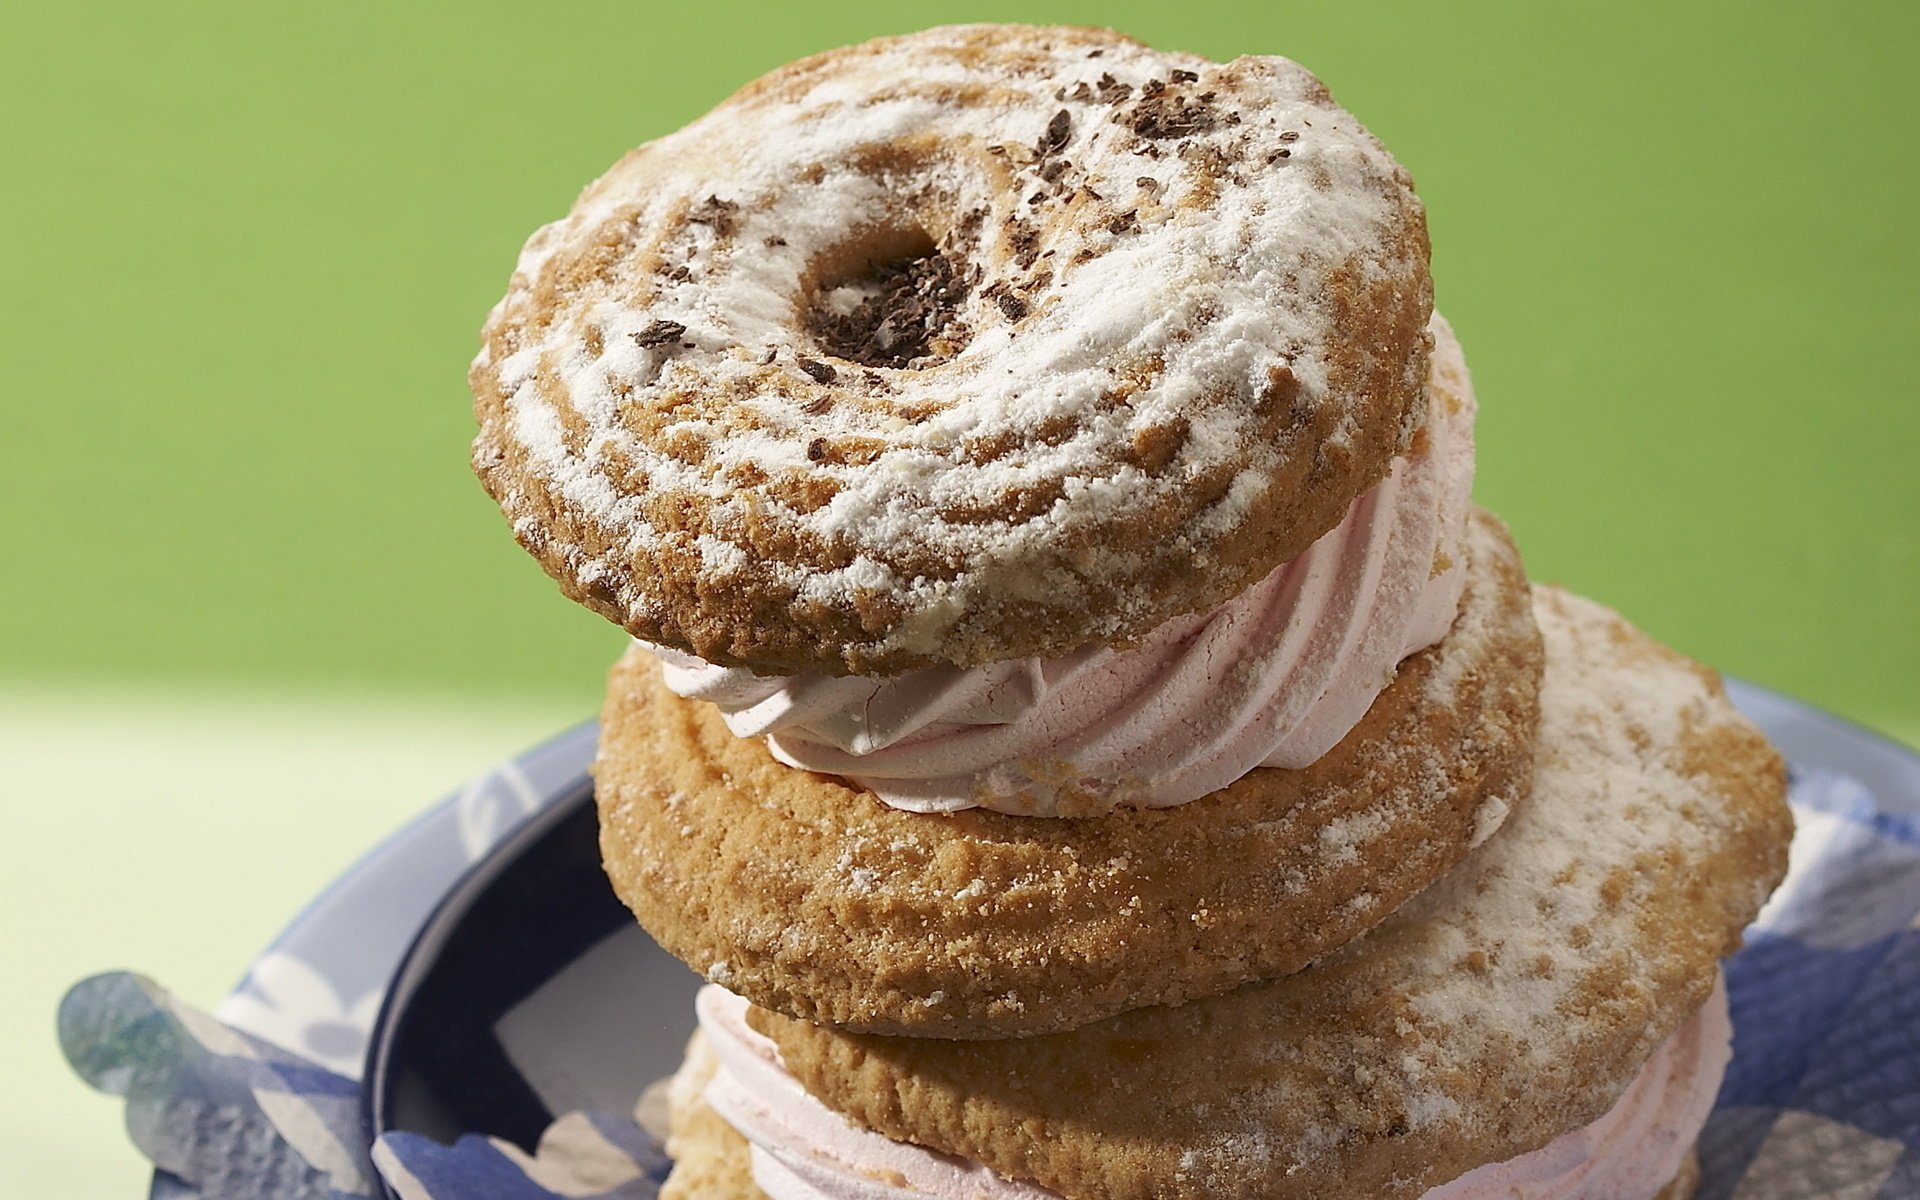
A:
[470, 23, 1434, 677]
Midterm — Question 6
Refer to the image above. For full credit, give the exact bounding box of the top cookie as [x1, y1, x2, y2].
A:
[471, 24, 1432, 674]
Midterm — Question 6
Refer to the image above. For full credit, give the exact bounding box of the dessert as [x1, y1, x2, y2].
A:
[469, 24, 1431, 677]
[468, 22, 1792, 1200]
[638, 315, 1482, 817]
[679, 588, 1786, 1199]
[596, 510, 1540, 1035]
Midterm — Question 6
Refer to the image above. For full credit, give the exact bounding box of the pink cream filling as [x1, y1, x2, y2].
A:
[695, 974, 1733, 1200]
[647, 328, 1478, 816]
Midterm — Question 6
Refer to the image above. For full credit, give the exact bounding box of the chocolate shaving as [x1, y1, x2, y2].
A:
[1008, 223, 1041, 269]
[688, 195, 739, 237]
[796, 357, 837, 384]
[1041, 109, 1072, 155]
[1095, 73, 1133, 103]
[1119, 88, 1219, 139]
[1170, 69, 1199, 83]
[632, 320, 687, 348]
[806, 247, 972, 370]
[995, 292, 1030, 320]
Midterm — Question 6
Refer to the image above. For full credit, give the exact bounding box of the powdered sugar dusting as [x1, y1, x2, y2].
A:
[472, 25, 1428, 672]
[647, 324, 1474, 813]
[1102, 585, 1773, 1191]
[1402, 589, 1722, 1044]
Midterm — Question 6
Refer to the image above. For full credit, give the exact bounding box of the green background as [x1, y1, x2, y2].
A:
[4, 0, 1916, 1193]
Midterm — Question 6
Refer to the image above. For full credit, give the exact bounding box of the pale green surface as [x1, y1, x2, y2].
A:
[3, 0, 1917, 1192]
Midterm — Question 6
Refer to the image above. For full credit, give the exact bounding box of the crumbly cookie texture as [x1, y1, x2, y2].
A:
[594, 509, 1541, 1039]
[753, 587, 1791, 1200]
[473, 23, 1432, 675]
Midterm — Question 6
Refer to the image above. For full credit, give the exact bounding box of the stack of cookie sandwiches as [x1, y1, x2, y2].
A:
[469, 25, 1793, 1200]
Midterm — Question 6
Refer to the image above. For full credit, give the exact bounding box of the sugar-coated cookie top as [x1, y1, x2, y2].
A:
[472, 24, 1432, 674]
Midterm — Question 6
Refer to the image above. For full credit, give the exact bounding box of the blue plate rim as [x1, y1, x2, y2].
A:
[360, 772, 600, 1163]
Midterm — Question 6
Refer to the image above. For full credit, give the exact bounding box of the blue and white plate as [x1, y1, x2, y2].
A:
[147, 683, 1920, 1199]
[148, 722, 629, 1198]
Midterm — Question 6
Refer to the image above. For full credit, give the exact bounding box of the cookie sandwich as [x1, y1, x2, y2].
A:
[468, 24, 1792, 1200]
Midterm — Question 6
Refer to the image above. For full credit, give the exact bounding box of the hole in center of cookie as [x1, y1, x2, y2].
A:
[804, 225, 972, 370]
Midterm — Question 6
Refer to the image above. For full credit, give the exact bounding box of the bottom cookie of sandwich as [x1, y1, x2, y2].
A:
[650, 584, 1788, 1200]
